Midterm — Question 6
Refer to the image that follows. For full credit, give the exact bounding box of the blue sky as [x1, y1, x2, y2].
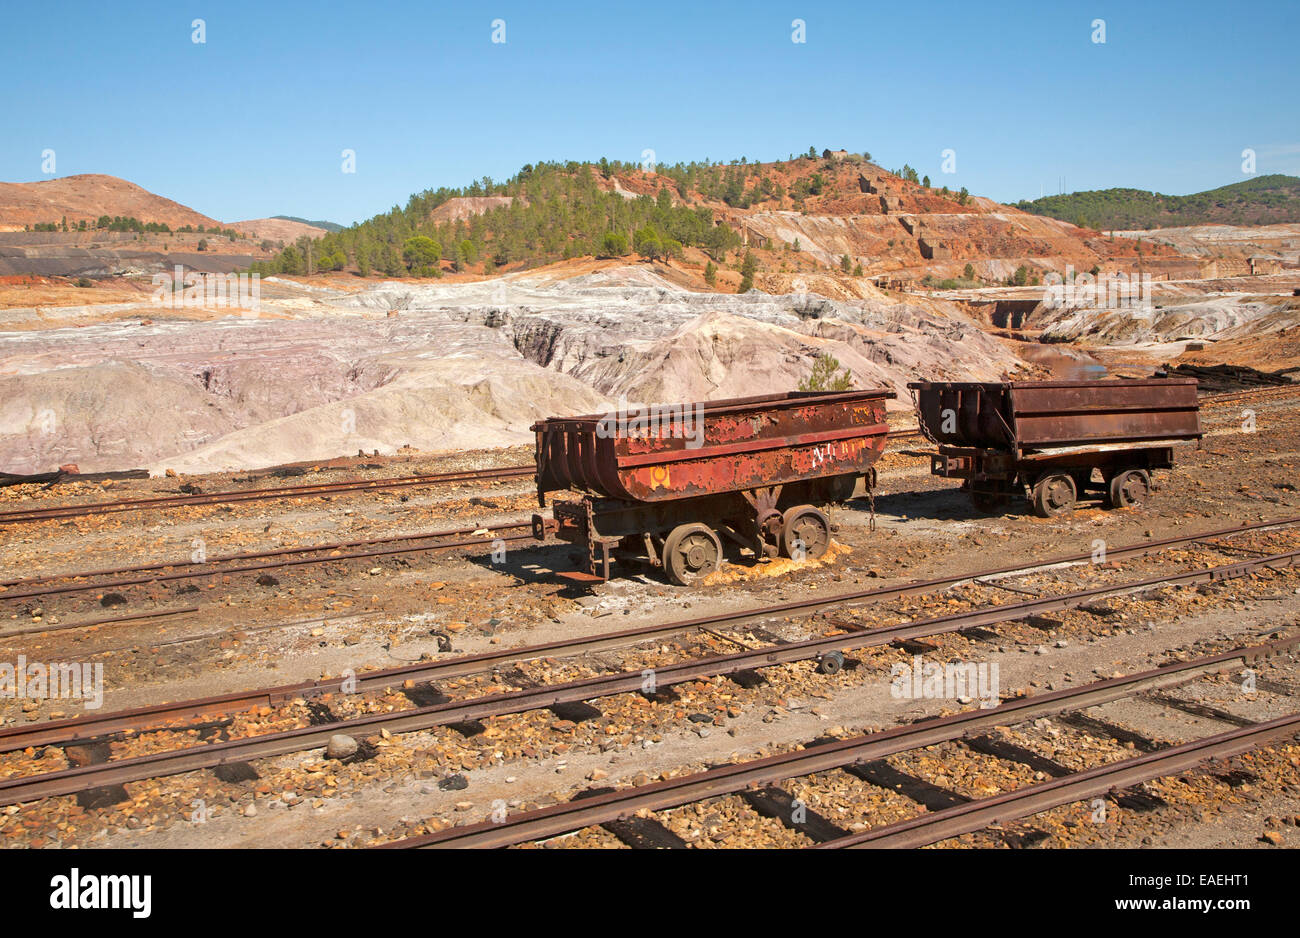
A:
[4, 0, 1297, 225]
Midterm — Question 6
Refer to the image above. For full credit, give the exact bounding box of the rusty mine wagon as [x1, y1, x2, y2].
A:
[531, 389, 895, 586]
[909, 377, 1202, 517]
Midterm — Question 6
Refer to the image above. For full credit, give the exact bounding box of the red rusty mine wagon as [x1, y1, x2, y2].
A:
[531, 389, 895, 585]
[909, 377, 1202, 517]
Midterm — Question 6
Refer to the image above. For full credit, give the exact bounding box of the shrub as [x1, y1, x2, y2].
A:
[600, 232, 629, 257]
[799, 353, 853, 392]
[737, 252, 757, 293]
[402, 235, 442, 275]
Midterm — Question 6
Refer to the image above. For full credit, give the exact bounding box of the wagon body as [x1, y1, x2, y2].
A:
[909, 378, 1201, 453]
[907, 377, 1202, 517]
[533, 389, 895, 505]
[531, 389, 895, 584]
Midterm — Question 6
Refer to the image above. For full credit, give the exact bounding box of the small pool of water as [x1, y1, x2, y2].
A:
[1017, 343, 1110, 380]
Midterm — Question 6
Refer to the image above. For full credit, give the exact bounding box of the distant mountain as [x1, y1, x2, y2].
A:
[272, 215, 344, 233]
[1016, 175, 1300, 230]
[232, 218, 328, 242]
[0, 174, 221, 231]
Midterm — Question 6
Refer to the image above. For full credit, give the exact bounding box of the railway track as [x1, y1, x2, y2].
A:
[382, 636, 1298, 849]
[0, 519, 544, 607]
[0, 463, 534, 526]
[3, 516, 1297, 808]
[1201, 384, 1300, 407]
[819, 711, 1300, 848]
[5, 513, 1295, 748]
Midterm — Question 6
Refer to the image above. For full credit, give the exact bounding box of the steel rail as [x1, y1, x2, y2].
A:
[0, 528, 540, 603]
[3, 515, 1296, 754]
[0, 519, 535, 592]
[3, 543, 1297, 807]
[1, 430, 922, 527]
[1202, 385, 1300, 406]
[0, 384, 1290, 525]
[383, 636, 1297, 848]
[0, 606, 201, 641]
[819, 710, 1300, 849]
[0, 465, 534, 525]
[0, 521, 534, 591]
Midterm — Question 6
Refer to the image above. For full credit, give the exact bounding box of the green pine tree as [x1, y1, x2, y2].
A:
[799, 353, 854, 392]
[737, 252, 757, 292]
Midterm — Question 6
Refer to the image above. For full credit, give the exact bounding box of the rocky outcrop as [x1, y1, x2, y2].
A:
[1036, 288, 1300, 347]
[428, 197, 516, 225]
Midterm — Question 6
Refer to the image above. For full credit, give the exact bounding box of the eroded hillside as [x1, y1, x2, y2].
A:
[0, 266, 1022, 475]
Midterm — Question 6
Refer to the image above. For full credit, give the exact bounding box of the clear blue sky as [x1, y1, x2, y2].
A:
[4, 0, 1297, 225]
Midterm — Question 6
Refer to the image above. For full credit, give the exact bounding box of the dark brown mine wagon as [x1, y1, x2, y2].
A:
[908, 378, 1202, 517]
[531, 389, 895, 585]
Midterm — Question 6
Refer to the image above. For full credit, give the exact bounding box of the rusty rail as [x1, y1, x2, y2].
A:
[1201, 384, 1300, 407]
[0, 522, 540, 604]
[0, 382, 1290, 526]
[819, 709, 1300, 849]
[0, 464, 534, 526]
[4, 514, 1296, 753]
[5, 514, 1294, 752]
[3, 537, 1297, 807]
[383, 636, 1298, 848]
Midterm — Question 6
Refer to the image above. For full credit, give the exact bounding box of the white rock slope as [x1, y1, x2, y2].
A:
[0, 267, 1024, 474]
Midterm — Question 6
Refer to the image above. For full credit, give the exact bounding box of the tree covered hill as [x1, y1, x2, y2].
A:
[253, 160, 733, 277]
[248, 150, 942, 279]
[1016, 174, 1300, 230]
[272, 215, 344, 233]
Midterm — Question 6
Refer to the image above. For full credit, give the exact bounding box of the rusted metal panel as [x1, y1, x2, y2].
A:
[1008, 380, 1201, 447]
[909, 378, 1201, 454]
[909, 382, 1011, 449]
[533, 390, 895, 504]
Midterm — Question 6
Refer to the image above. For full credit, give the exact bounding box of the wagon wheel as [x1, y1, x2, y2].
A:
[1107, 469, 1151, 509]
[755, 508, 783, 558]
[1031, 472, 1077, 518]
[780, 505, 832, 561]
[662, 523, 722, 586]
